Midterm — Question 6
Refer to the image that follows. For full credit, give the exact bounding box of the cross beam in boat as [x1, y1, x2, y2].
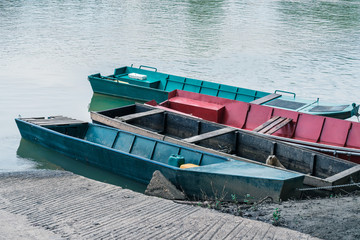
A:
[250, 93, 281, 105]
[253, 116, 292, 135]
[183, 127, 236, 143]
[116, 109, 165, 122]
[325, 165, 360, 185]
[22, 116, 86, 126]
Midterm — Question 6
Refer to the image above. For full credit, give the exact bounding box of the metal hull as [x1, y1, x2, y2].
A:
[91, 104, 360, 190]
[146, 90, 360, 164]
[88, 65, 358, 119]
[89, 74, 169, 103]
[15, 117, 304, 202]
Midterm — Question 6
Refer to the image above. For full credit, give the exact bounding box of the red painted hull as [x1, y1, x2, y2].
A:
[147, 90, 360, 164]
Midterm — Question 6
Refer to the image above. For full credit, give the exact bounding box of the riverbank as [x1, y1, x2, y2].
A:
[242, 192, 360, 240]
[188, 191, 360, 240]
[0, 170, 317, 239]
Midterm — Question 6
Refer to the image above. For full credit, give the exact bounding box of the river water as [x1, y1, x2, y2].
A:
[1, 0, 359, 190]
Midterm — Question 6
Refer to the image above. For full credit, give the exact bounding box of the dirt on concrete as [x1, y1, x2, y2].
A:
[0, 170, 318, 240]
[176, 191, 360, 240]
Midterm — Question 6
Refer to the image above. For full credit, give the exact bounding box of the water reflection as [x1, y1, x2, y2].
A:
[277, 0, 360, 29]
[184, 0, 226, 57]
[88, 93, 144, 112]
[187, 0, 225, 24]
[17, 138, 147, 193]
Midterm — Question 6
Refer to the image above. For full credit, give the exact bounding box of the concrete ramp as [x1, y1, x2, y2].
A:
[0, 171, 318, 239]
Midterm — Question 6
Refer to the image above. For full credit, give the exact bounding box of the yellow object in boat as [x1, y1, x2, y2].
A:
[180, 163, 199, 169]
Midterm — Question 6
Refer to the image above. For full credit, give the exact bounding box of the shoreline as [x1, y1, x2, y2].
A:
[0, 170, 318, 239]
[179, 191, 360, 240]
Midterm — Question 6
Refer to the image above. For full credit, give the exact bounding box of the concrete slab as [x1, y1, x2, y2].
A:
[0, 170, 319, 240]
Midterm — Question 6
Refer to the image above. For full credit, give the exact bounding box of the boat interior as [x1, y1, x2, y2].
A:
[19, 116, 303, 181]
[93, 65, 271, 102]
[149, 90, 360, 151]
[89, 66, 356, 116]
[93, 104, 360, 187]
[21, 117, 237, 169]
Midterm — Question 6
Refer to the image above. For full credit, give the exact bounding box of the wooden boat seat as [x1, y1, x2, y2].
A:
[345, 123, 360, 149]
[115, 109, 165, 122]
[293, 115, 325, 143]
[168, 97, 225, 123]
[319, 118, 351, 146]
[182, 128, 236, 143]
[250, 93, 281, 105]
[242, 104, 273, 130]
[253, 116, 292, 135]
[22, 116, 85, 126]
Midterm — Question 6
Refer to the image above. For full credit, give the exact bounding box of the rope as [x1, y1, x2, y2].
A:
[298, 182, 360, 191]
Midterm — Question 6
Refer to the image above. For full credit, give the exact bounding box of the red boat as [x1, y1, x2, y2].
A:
[147, 90, 360, 164]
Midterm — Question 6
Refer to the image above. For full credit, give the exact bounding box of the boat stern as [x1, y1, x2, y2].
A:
[177, 161, 305, 202]
[351, 103, 359, 118]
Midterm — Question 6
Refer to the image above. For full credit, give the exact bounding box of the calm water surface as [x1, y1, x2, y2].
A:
[1, 0, 359, 190]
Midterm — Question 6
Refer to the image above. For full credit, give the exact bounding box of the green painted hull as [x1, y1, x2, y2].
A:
[16, 117, 304, 202]
[88, 65, 358, 119]
[89, 73, 169, 103]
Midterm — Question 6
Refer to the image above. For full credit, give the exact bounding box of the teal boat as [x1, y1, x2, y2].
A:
[88, 65, 358, 119]
[15, 116, 304, 202]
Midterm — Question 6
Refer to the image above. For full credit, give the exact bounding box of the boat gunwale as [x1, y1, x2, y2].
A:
[89, 73, 170, 94]
[113, 66, 270, 98]
[16, 118, 180, 170]
[254, 131, 360, 156]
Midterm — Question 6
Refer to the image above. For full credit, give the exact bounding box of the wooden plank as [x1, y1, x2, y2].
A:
[183, 128, 236, 143]
[20, 117, 46, 120]
[303, 175, 331, 188]
[253, 116, 281, 132]
[250, 93, 281, 105]
[24, 116, 65, 122]
[37, 120, 86, 126]
[309, 154, 316, 176]
[325, 165, 360, 184]
[266, 118, 292, 135]
[116, 109, 165, 122]
[258, 117, 287, 134]
[253, 116, 292, 135]
[23, 116, 85, 126]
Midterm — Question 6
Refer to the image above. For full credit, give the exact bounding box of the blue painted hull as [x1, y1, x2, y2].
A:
[15, 117, 304, 201]
[89, 74, 169, 103]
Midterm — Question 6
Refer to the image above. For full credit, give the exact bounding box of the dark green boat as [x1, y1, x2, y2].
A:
[88, 65, 359, 119]
[15, 116, 304, 202]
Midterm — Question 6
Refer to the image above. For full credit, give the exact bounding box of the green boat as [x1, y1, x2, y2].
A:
[15, 116, 304, 202]
[88, 65, 358, 119]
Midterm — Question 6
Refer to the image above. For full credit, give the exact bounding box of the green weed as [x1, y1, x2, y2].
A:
[272, 208, 281, 226]
[231, 194, 238, 204]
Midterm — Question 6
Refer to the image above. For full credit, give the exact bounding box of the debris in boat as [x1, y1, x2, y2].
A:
[145, 170, 186, 200]
[128, 73, 147, 80]
[266, 155, 285, 169]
